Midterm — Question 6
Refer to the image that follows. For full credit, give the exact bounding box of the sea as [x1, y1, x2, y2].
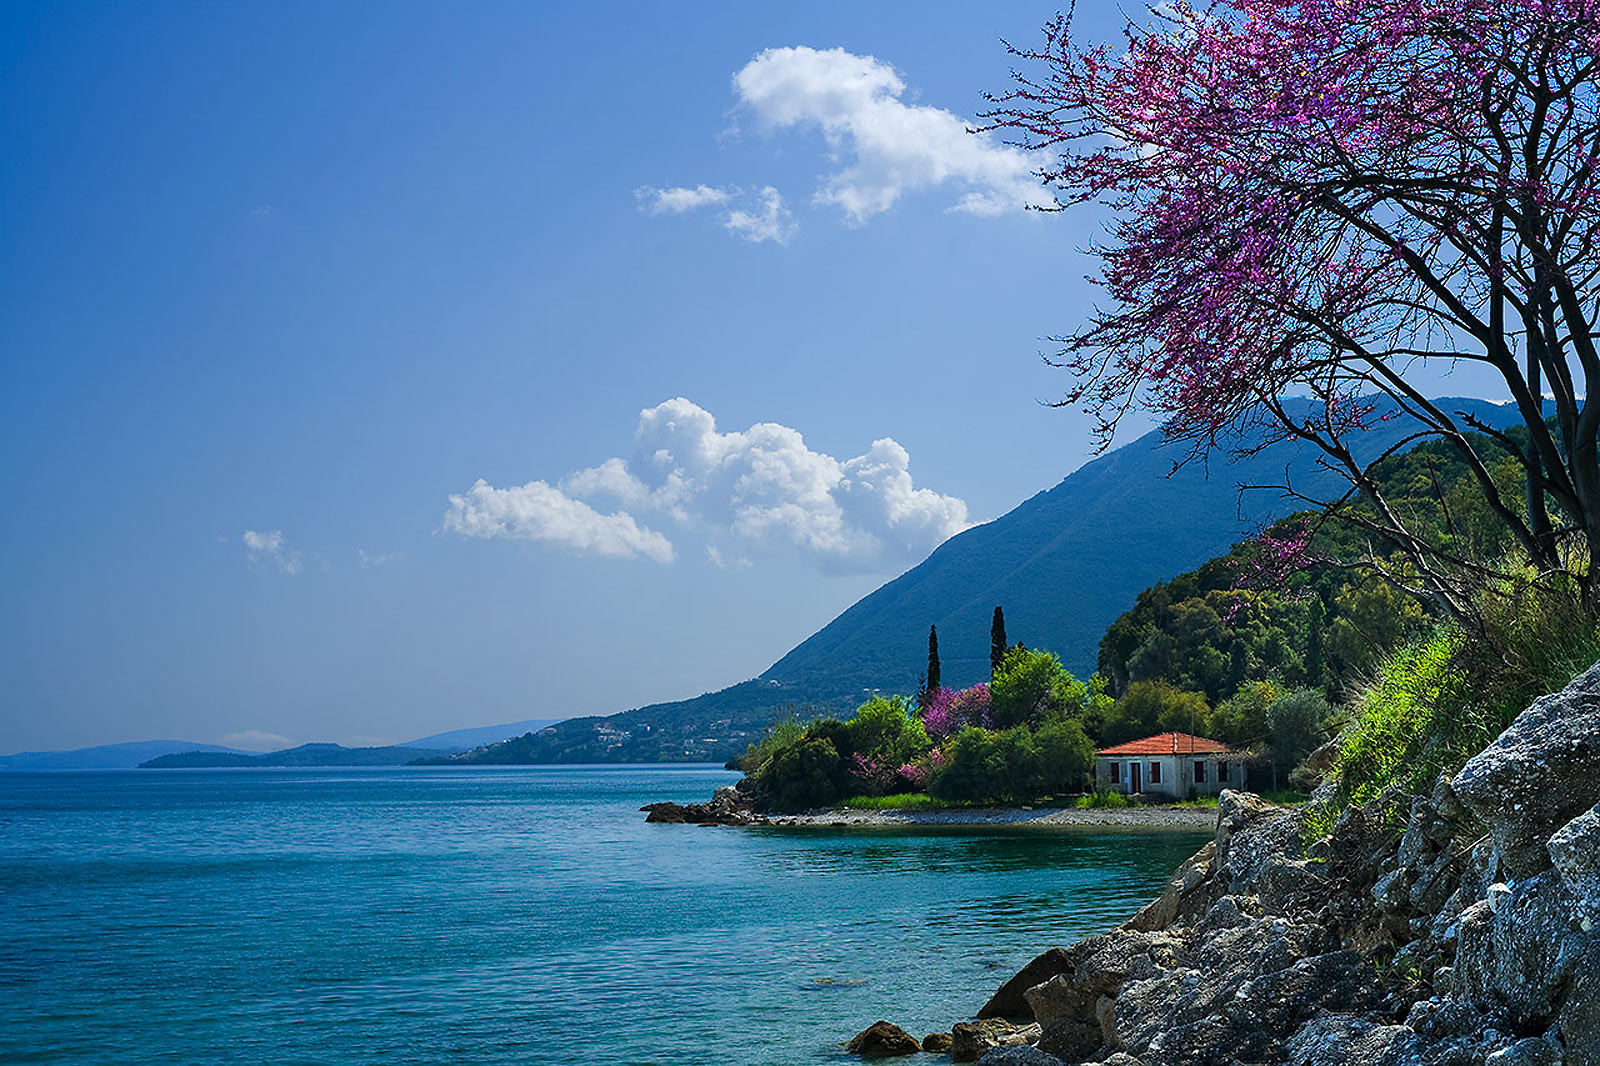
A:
[0, 765, 1209, 1065]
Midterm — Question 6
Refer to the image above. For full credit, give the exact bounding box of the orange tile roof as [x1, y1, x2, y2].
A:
[1095, 731, 1237, 757]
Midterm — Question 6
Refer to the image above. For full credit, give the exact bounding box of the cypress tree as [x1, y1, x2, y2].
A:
[990, 606, 1008, 677]
[926, 624, 941, 695]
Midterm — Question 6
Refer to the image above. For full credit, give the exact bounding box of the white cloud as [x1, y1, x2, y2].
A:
[732, 45, 1050, 222]
[635, 184, 796, 244]
[221, 730, 295, 752]
[448, 398, 970, 574]
[636, 184, 733, 214]
[243, 529, 302, 575]
[442, 479, 676, 563]
[357, 549, 400, 569]
[722, 186, 796, 244]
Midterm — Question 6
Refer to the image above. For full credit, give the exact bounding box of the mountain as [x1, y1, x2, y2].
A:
[0, 739, 252, 771]
[431, 397, 1527, 766]
[139, 743, 451, 768]
[402, 719, 564, 751]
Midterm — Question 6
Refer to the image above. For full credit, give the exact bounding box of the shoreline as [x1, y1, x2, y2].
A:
[764, 804, 1220, 830]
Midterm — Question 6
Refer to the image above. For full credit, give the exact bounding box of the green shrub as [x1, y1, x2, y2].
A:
[737, 714, 806, 774]
[846, 695, 929, 766]
[1073, 790, 1130, 809]
[764, 737, 844, 812]
[991, 647, 1088, 729]
[839, 793, 945, 810]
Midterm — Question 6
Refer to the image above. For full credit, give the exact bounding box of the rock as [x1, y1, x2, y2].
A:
[1453, 870, 1587, 1028]
[1559, 941, 1600, 1066]
[922, 1032, 953, 1053]
[951, 1019, 1018, 1062]
[1486, 1037, 1565, 1066]
[1285, 1014, 1424, 1066]
[1548, 803, 1600, 919]
[981, 948, 1074, 1019]
[972, 1048, 1063, 1066]
[1453, 661, 1600, 877]
[846, 1020, 920, 1057]
[640, 791, 766, 826]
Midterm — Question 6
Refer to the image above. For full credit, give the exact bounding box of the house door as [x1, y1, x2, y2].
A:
[1130, 762, 1143, 795]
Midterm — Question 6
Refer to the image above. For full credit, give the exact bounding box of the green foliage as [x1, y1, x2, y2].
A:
[1330, 567, 1600, 808]
[846, 695, 929, 767]
[764, 737, 844, 812]
[990, 646, 1088, 729]
[991, 606, 1008, 677]
[1072, 790, 1130, 809]
[1100, 680, 1211, 745]
[736, 714, 805, 774]
[927, 717, 1094, 803]
[1208, 679, 1287, 748]
[1033, 717, 1097, 794]
[1265, 689, 1333, 775]
[1333, 629, 1469, 804]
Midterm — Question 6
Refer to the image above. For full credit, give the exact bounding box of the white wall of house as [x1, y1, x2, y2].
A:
[1093, 755, 1245, 799]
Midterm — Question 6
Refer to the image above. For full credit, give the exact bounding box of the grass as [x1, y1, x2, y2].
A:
[838, 793, 947, 811]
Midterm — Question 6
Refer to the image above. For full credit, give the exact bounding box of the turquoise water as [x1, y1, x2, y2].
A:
[0, 766, 1207, 1065]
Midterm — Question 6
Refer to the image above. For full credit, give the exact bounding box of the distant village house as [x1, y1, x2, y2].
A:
[1093, 732, 1244, 800]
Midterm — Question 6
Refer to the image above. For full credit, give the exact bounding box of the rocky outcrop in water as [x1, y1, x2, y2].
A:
[847, 1020, 921, 1056]
[640, 786, 766, 826]
[938, 663, 1600, 1066]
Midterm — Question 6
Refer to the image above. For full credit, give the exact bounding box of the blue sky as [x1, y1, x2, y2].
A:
[0, 3, 1506, 753]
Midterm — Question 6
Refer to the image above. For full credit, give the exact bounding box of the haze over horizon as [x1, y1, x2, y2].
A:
[0, 2, 1512, 754]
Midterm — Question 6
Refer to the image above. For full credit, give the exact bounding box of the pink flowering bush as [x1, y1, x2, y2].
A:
[986, 0, 1600, 613]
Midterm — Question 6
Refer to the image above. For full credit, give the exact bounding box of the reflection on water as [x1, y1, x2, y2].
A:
[0, 767, 1208, 1066]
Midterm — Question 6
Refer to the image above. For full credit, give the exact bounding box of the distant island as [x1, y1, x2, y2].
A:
[140, 743, 450, 768]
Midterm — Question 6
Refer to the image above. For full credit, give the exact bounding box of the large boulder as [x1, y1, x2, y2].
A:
[981, 948, 1074, 1019]
[1560, 942, 1600, 1066]
[1452, 870, 1588, 1029]
[1453, 661, 1600, 877]
[1285, 1014, 1424, 1066]
[952, 1019, 1020, 1063]
[1548, 803, 1600, 920]
[846, 1021, 920, 1057]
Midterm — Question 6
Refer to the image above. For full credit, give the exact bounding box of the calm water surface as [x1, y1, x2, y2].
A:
[0, 766, 1208, 1065]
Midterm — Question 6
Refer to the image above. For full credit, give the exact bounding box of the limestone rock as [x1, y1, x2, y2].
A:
[1559, 941, 1600, 1066]
[1548, 803, 1600, 919]
[922, 1032, 953, 1053]
[1453, 661, 1600, 877]
[1285, 1014, 1424, 1066]
[952, 1019, 1019, 1062]
[846, 1020, 920, 1057]
[972, 1048, 1063, 1066]
[1452, 870, 1587, 1028]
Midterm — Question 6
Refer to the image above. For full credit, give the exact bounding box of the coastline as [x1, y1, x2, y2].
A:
[765, 804, 1219, 830]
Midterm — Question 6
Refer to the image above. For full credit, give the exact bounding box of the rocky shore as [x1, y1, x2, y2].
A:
[642, 791, 1216, 830]
[845, 663, 1600, 1065]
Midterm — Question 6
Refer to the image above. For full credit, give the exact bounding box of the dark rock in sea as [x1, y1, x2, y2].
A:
[951, 659, 1600, 1066]
[979, 948, 1072, 1019]
[846, 1020, 920, 1057]
[640, 786, 766, 826]
[922, 1031, 953, 1053]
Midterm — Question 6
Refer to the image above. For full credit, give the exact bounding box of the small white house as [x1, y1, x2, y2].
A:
[1093, 732, 1245, 800]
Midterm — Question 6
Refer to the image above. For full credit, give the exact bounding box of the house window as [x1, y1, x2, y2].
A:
[1218, 761, 1230, 782]
[1149, 762, 1162, 784]
[1194, 760, 1207, 783]
[1110, 762, 1121, 783]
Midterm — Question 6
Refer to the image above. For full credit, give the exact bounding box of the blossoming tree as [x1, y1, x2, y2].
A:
[988, 1, 1600, 615]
